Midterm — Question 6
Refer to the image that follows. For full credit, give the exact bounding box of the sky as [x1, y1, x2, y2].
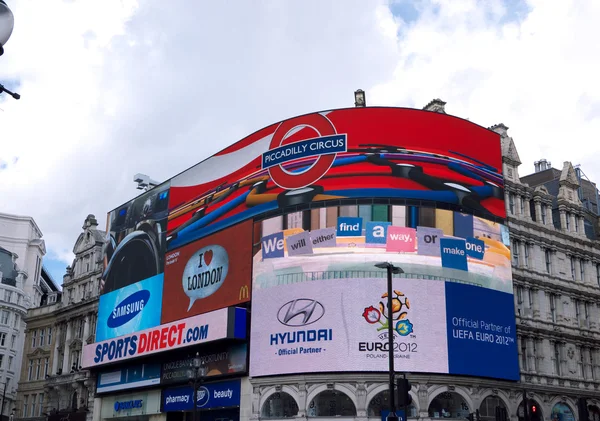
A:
[1, 0, 600, 285]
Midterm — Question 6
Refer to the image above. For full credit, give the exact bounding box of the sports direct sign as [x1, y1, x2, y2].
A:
[82, 307, 247, 368]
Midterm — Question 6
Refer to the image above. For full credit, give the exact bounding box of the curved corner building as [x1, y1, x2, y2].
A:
[83, 105, 597, 421]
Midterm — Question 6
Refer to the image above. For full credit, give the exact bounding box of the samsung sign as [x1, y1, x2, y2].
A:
[97, 274, 164, 341]
[107, 290, 150, 328]
[162, 379, 241, 412]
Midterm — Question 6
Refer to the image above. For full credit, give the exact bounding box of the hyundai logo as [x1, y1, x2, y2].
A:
[277, 299, 325, 327]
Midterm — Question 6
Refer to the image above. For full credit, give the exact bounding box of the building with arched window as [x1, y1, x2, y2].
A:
[0, 212, 50, 421]
[15, 215, 104, 421]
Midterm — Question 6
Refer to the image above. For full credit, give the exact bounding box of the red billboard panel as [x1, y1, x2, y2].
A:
[165, 108, 504, 252]
[161, 220, 252, 324]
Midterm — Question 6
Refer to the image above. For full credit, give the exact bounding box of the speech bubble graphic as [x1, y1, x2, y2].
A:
[182, 244, 229, 311]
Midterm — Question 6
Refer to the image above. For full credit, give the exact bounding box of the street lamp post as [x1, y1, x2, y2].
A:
[0, 0, 19, 100]
[375, 262, 405, 421]
[0, 0, 15, 56]
[187, 352, 207, 421]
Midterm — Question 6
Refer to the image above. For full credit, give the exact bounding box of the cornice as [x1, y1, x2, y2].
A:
[512, 271, 600, 299]
[63, 268, 103, 287]
[516, 320, 600, 345]
[249, 372, 600, 398]
[55, 299, 98, 318]
[508, 217, 600, 252]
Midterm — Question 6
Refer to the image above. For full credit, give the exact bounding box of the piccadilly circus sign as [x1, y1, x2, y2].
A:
[261, 113, 347, 190]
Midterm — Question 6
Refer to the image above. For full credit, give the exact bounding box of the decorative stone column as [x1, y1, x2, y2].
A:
[505, 191, 512, 215]
[556, 294, 565, 324]
[52, 324, 61, 374]
[579, 216, 586, 235]
[570, 213, 577, 233]
[249, 386, 260, 421]
[593, 349, 600, 380]
[590, 303, 599, 331]
[356, 383, 368, 420]
[417, 384, 429, 419]
[526, 337, 536, 372]
[534, 199, 543, 223]
[517, 336, 525, 372]
[518, 241, 526, 268]
[84, 378, 96, 421]
[62, 322, 72, 373]
[531, 288, 541, 318]
[83, 314, 90, 344]
[523, 196, 532, 220]
[297, 383, 308, 419]
[538, 338, 552, 376]
[559, 207, 567, 231]
[546, 205, 553, 226]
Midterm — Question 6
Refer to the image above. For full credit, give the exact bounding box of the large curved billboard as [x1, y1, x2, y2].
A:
[166, 107, 505, 252]
[96, 107, 516, 378]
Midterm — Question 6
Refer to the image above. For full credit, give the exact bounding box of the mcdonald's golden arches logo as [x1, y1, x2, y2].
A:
[239, 285, 250, 300]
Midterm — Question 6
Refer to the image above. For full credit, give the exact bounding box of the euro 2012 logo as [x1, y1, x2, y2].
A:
[362, 290, 414, 336]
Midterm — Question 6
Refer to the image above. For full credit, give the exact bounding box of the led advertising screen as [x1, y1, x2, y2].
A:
[96, 274, 164, 342]
[166, 108, 505, 252]
[249, 205, 519, 381]
[101, 181, 170, 295]
[96, 363, 161, 394]
[161, 343, 247, 385]
[161, 220, 252, 324]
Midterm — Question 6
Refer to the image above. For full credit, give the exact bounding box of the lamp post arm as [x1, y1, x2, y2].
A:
[0, 83, 19, 100]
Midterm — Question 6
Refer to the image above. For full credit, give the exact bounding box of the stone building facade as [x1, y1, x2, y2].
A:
[16, 215, 104, 421]
[247, 101, 600, 421]
[0, 212, 49, 421]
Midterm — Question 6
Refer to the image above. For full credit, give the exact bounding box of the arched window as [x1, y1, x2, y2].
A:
[261, 392, 299, 419]
[551, 403, 575, 421]
[71, 391, 78, 410]
[368, 390, 417, 418]
[517, 399, 543, 421]
[428, 392, 469, 419]
[479, 396, 507, 421]
[308, 390, 356, 417]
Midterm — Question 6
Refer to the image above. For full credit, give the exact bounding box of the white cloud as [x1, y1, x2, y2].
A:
[0, 0, 398, 266]
[371, 0, 600, 180]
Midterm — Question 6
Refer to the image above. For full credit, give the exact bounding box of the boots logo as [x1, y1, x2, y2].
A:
[107, 290, 150, 328]
[262, 114, 347, 190]
[277, 299, 325, 327]
[182, 245, 229, 311]
[196, 386, 210, 407]
[362, 290, 413, 336]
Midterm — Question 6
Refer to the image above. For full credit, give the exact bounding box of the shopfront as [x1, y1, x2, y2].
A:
[162, 379, 241, 421]
[100, 389, 163, 421]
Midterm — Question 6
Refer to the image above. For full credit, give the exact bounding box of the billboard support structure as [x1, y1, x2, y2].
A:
[375, 262, 405, 421]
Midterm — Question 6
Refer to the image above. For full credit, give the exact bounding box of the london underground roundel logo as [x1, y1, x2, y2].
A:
[261, 114, 347, 190]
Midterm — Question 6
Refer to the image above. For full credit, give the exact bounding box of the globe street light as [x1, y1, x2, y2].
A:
[187, 352, 207, 421]
[0, 0, 15, 56]
[0, 0, 19, 100]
